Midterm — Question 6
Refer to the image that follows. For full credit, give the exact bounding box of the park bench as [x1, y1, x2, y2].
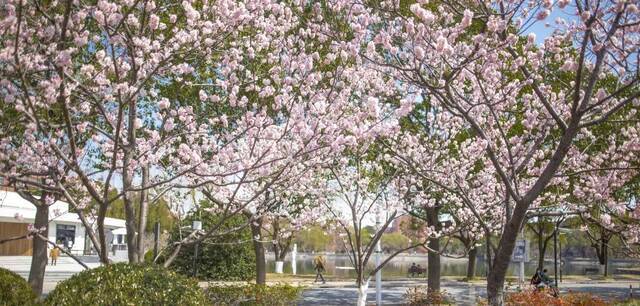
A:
[584, 267, 599, 274]
[408, 266, 427, 277]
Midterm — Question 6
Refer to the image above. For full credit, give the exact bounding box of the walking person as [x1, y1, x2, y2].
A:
[49, 244, 60, 266]
[313, 255, 326, 284]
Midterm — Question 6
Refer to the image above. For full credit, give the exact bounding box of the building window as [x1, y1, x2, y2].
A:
[56, 224, 76, 250]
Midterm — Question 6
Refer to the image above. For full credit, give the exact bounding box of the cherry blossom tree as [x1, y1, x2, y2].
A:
[1, 0, 287, 264]
[153, 0, 404, 284]
[355, 0, 640, 303]
[319, 148, 449, 306]
[382, 107, 505, 290]
[321, 155, 401, 306]
[1, 0, 395, 268]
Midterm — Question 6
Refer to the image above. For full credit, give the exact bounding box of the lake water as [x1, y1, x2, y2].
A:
[267, 253, 640, 278]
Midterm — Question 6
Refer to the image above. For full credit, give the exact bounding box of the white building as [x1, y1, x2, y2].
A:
[0, 190, 127, 256]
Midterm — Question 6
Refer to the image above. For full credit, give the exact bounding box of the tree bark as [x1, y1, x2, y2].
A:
[602, 241, 609, 277]
[123, 95, 139, 263]
[28, 201, 49, 296]
[466, 247, 477, 280]
[537, 232, 549, 271]
[356, 278, 370, 306]
[136, 166, 149, 261]
[485, 233, 493, 275]
[123, 193, 139, 263]
[248, 214, 266, 284]
[425, 206, 441, 292]
[96, 204, 110, 264]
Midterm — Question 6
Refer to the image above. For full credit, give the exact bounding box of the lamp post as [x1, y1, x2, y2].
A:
[375, 209, 382, 306]
[553, 223, 558, 288]
[192, 220, 202, 277]
[557, 227, 574, 283]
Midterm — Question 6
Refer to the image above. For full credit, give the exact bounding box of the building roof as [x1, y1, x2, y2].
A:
[0, 191, 125, 229]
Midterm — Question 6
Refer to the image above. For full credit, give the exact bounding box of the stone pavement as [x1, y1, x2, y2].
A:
[299, 280, 483, 305]
[299, 279, 640, 305]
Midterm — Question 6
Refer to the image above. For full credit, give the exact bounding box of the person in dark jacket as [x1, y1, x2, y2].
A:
[313, 255, 326, 284]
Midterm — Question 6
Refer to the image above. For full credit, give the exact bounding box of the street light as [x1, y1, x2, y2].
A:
[192, 220, 202, 277]
[557, 227, 574, 283]
[375, 208, 382, 306]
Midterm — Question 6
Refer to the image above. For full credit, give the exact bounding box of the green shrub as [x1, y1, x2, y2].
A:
[44, 263, 208, 306]
[0, 267, 38, 305]
[165, 206, 256, 281]
[205, 283, 303, 306]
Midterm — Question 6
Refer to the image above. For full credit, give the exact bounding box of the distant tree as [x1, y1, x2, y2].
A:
[381, 233, 411, 253]
[296, 226, 331, 253]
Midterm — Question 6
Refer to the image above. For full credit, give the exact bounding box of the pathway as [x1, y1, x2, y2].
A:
[299, 280, 640, 305]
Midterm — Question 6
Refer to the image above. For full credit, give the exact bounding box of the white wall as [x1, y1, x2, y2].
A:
[48, 222, 87, 255]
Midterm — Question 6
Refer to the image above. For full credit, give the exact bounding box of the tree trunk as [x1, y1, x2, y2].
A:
[96, 204, 110, 264]
[602, 241, 609, 277]
[538, 239, 548, 271]
[136, 166, 149, 261]
[250, 216, 266, 284]
[487, 204, 528, 305]
[123, 194, 139, 263]
[425, 206, 441, 292]
[277, 243, 290, 262]
[356, 278, 370, 306]
[427, 237, 440, 291]
[123, 97, 139, 263]
[466, 247, 477, 280]
[28, 202, 49, 296]
[485, 233, 493, 275]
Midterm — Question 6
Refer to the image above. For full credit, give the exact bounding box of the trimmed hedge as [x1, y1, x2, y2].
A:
[0, 267, 38, 305]
[165, 211, 256, 281]
[44, 263, 208, 306]
[206, 283, 304, 306]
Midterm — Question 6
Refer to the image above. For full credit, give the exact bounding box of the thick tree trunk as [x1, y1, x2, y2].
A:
[136, 166, 149, 261]
[487, 202, 529, 305]
[425, 206, 441, 292]
[427, 237, 440, 291]
[28, 202, 49, 296]
[466, 247, 477, 280]
[250, 216, 266, 284]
